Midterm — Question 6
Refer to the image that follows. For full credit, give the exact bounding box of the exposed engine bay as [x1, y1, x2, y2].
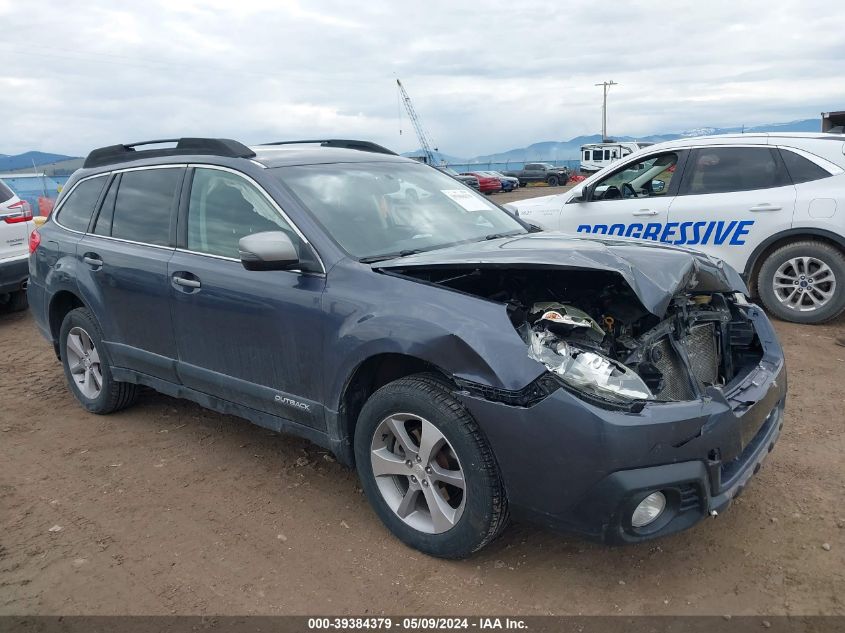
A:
[392, 267, 764, 404]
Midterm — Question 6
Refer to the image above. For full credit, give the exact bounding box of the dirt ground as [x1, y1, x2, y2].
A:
[1, 225, 843, 615]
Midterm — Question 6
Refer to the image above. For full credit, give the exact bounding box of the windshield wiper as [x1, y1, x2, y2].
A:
[484, 230, 524, 241]
[360, 249, 425, 264]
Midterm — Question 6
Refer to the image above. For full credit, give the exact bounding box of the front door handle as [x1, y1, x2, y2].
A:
[172, 276, 201, 289]
[632, 209, 659, 216]
[749, 204, 782, 212]
[82, 253, 103, 267]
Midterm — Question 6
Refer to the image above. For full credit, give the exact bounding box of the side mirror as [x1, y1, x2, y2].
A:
[238, 231, 300, 271]
[651, 179, 665, 193]
[567, 186, 586, 203]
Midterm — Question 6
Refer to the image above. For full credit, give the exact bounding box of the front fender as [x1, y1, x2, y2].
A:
[322, 261, 546, 413]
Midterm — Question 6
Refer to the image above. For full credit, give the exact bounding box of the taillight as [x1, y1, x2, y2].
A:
[29, 229, 41, 254]
[3, 200, 33, 224]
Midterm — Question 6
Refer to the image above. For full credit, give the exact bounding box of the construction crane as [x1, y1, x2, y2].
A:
[396, 79, 438, 165]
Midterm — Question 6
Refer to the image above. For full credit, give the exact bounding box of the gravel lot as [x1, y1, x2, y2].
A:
[1, 195, 843, 614]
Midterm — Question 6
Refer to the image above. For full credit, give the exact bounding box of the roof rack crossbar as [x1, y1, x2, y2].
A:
[261, 139, 397, 155]
[83, 137, 256, 169]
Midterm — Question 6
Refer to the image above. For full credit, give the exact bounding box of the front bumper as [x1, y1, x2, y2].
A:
[0, 255, 28, 294]
[458, 305, 786, 544]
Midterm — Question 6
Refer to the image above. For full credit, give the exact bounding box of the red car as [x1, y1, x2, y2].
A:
[461, 171, 502, 194]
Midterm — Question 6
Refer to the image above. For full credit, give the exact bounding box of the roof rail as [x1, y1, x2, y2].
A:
[83, 138, 256, 168]
[261, 139, 397, 156]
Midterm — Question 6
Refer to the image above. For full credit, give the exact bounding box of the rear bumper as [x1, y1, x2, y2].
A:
[458, 305, 787, 544]
[0, 256, 28, 294]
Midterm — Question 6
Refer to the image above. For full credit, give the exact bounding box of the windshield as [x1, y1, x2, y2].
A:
[273, 162, 526, 260]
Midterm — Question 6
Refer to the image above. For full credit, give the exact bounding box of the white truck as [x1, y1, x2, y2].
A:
[510, 132, 845, 324]
[580, 141, 652, 173]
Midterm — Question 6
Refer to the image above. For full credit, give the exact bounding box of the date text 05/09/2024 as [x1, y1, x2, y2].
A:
[576, 219, 754, 246]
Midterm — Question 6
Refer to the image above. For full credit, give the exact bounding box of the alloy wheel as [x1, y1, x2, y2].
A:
[66, 326, 103, 399]
[773, 256, 837, 312]
[370, 413, 466, 534]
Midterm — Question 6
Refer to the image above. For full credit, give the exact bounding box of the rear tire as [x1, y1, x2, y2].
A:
[354, 374, 508, 558]
[757, 240, 845, 324]
[3, 289, 28, 312]
[59, 307, 139, 414]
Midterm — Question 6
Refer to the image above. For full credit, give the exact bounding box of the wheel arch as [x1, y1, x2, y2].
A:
[743, 228, 845, 295]
[48, 290, 86, 356]
[333, 353, 456, 467]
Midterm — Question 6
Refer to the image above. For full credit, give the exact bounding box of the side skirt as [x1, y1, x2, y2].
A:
[111, 367, 346, 460]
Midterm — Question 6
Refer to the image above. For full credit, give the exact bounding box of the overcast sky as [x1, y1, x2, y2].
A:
[1, 0, 843, 157]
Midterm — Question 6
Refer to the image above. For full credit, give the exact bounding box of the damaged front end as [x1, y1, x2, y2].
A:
[380, 261, 764, 410]
[372, 233, 764, 409]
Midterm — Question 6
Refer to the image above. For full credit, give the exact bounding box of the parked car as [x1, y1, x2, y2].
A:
[487, 171, 519, 191]
[503, 163, 570, 187]
[0, 178, 34, 312]
[29, 137, 785, 558]
[509, 132, 845, 324]
[436, 166, 479, 190]
[460, 171, 502, 194]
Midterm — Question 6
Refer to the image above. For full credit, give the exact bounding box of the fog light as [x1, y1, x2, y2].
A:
[631, 491, 666, 528]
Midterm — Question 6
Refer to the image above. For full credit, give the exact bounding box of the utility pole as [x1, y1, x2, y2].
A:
[594, 80, 618, 142]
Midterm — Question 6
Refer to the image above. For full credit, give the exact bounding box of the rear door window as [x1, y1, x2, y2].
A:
[111, 168, 183, 246]
[681, 147, 790, 195]
[778, 149, 831, 184]
[56, 176, 108, 232]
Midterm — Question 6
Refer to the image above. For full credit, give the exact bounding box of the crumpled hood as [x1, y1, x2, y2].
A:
[373, 232, 748, 317]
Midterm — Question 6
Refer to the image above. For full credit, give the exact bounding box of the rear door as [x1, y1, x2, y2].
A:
[168, 166, 326, 430]
[557, 150, 684, 238]
[76, 166, 184, 382]
[667, 146, 796, 274]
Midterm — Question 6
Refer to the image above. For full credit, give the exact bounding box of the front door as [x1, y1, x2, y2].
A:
[168, 166, 327, 430]
[558, 150, 684, 239]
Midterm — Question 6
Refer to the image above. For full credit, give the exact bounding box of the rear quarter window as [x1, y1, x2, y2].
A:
[778, 149, 832, 184]
[56, 176, 108, 232]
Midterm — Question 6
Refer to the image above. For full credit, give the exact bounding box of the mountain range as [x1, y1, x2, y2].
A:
[0, 151, 77, 172]
[403, 118, 822, 164]
[0, 118, 825, 172]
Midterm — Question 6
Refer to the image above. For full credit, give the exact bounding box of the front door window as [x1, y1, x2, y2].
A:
[591, 153, 679, 201]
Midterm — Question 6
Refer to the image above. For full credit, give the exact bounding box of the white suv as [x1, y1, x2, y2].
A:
[0, 178, 34, 312]
[510, 133, 845, 324]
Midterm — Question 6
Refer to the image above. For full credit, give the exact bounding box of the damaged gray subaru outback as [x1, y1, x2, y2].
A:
[28, 138, 786, 558]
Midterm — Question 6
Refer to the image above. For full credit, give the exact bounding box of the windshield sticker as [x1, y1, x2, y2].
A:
[441, 189, 490, 212]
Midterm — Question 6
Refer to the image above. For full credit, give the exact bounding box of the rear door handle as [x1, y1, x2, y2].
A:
[82, 253, 103, 267]
[632, 209, 659, 216]
[749, 204, 782, 212]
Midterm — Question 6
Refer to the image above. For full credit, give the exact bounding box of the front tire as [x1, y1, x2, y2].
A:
[547, 176, 560, 187]
[757, 240, 845, 324]
[59, 307, 139, 414]
[354, 374, 508, 558]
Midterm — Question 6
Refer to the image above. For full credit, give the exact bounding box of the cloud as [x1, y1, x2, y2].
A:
[1, 0, 843, 157]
